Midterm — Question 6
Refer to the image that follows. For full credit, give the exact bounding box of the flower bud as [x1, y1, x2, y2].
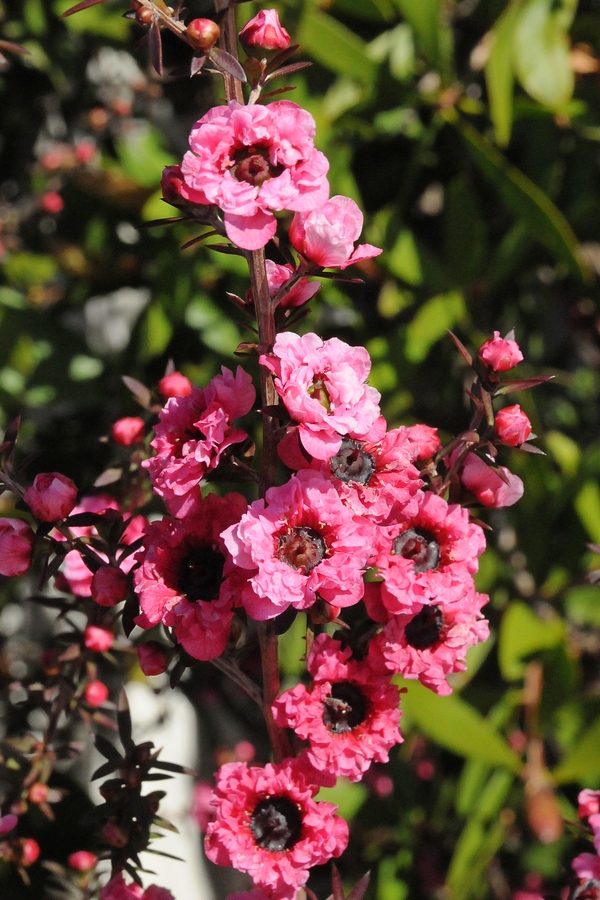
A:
[137, 641, 169, 676]
[186, 18, 220, 52]
[478, 330, 523, 372]
[101, 819, 129, 848]
[40, 191, 64, 215]
[74, 141, 96, 164]
[158, 371, 193, 398]
[0, 518, 35, 576]
[91, 565, 128, 607]
[112, 416, 145, 447]
[495, 404, 532, 446]
[0, 814, 18, 835]
[16, 837, 40, 867]
[84, 626, 114, 653]
[161, 165, 186, 206]
[68, 850, 98, 871]
[27, 783, 49, 804]
[239, 10, 291, 51]
[131, 1, 153, 25]
[84, 680, 109, 707]
[24, 472, 78, 522]
[459, 453, 524, 508]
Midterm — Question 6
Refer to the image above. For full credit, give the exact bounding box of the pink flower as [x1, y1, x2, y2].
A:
[478, 330, 523, 372]
[239, 10, 291, 51]
[403, 424, 441, 462]
[143, 366, 255, 517]
[112, 417, 145, 446]
[134, 493, 247, 660]
[24, 472, 78, 521]
[222, 470, 374, 620]
[495, 405, 532, 447]
[572, 852, 600, 882]
[579, 789, 600, 820]
[459, 453, 524, 508]
[143, 888, 175, 900]
[68, 850, 98, 871]
[205, 758, 348, 900]
[261, 332, 385, 461]
[18, 837, 40, 866]
[273, 633, 403, 782]
[137, 641, 169, 676]
[84, 680, 109, 707]
[0, 518, 35, 576]
[84, 626, 114, 653]
[158, 371, 193, 398]
[91, 565, 128, 607]
[289, 195, 382, 270]
[28, 782, 49, 803]
[101, 875, 172, 900]
[247, 259, 320, 309]
[369, 588, 490, 695]
[180, 101, 329, 250]
[192, 780, 216, 832]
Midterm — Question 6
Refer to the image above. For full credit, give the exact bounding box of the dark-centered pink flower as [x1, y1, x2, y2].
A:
[0, 518, 35, 576]
[289, 195, 382, 270]
[205, 758, 348, 900]
[260, 332, 385, 461]
[273, 633, 403, 782]
[24, 472, 78, 521]
[179, 101, 329, 250]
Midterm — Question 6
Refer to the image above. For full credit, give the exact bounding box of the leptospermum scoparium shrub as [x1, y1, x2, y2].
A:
[0, 3, 597, 900]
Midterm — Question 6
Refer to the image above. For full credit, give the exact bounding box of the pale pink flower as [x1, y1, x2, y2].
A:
[222, 470, 374, 620]
[24, 472, 78, 521]
[579, 789, 600, 819]
[290, 195, 382, 270]
[478, 330, 523, 372]
[134, 493, 247, 660]
[459, 453, 524, 508]
[495, 404, 532, 446]
[0, 518, 35, 576]
[180, 101, 329, 250]
[205, 758, 348, 900]
[112, 417, 145, 446]
[84, 626, 114, 653]
[143, 366, 255, 517]
[261, 332, 385, 460]
[273, 633, 403, 782]
[158, 371, 193, 398]
[369, 588, 490, 695]
[239, 10, 291, 51]
[403, 424, 441, 461]
[247, 259, 320, 309]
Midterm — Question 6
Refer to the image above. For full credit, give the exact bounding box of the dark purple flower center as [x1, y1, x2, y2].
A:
[405, 605, 444, 650]
[308, 376, 330, 411]
[330, 438, 376, 486]
[392, 528, 440, 573]
[277, 527, 327, 575]
[322, 682, 367, 733]
[177, 546, 225, 602]
[231, 145, 283, 186]
[250, 797, 302, 852]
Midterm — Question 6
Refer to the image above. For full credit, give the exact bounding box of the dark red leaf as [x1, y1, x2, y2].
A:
[190, 54, 207, 77]
[149, 22, 163, 77]
[208, 46, 247, 82]
[61, 0, 107, 17]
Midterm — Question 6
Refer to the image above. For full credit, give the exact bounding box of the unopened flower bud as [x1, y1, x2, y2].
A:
[239, 10, 291, 51]
[137, 641, 169, 676]
[16, 837, 40, 867]
[161, 165, 186, 206]
[102, 819, 129, 848]
[479, 330, 523, 372]
[74, 141, 96, 164]
[40, 191, 64, 215]
[84, 626, 114, 653]
[131, 0, 153, 25]
[112, 416, 145, 447]
[186, 18, 220, 52]
[91, 565, 128, 607]
[84, 680, 109, 707]
[158, 371, 193, 398]
[495, 404, 532, 447]
[27, 783, 49, 804]
[68, 850, 98, 871]
[0, 518, 35, 576]
[24, 472, 78, 521]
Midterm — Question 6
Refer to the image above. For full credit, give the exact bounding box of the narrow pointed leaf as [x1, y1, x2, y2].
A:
[149, 23, 163, 77]
[122, 376, 152, 408]
[95, 734, 122, 762]
[347, 872, 371, 900]
[208, 47, 247, 82]
[190, 55, 206, 77]
[117, 689, 134, 750]
[61, 0, 107, 17]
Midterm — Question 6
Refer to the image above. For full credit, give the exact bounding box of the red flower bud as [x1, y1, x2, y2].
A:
[137, 641, 169, 676]
[0, 518, 35, 576]
[479, 330, 523, 372]
[495, 404, 532, 447]
[68, 850, 98, 871]
[84, 626, 114, 653]
[24, 472, 78, 522]
[84, 680, 109, 707]
[112, 416, 145, 447]
[40, 191, 64, 215]
[91, 565, 128, 607]
[239, 10, 291, 51]
[17, 837, 40, 867]
[161, 165, 186, 206]
[186, 18, 221, 52]
[158, 371, 193, 398]
[27, 783, 49, 804]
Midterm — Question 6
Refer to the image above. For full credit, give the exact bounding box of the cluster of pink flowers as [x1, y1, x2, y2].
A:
[571, 789, 600, 889]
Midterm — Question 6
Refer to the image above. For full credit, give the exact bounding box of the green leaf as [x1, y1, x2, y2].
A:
[498, 602, 564, 681]
[298, 8, 378, 86]
[574, 480, 600, 544]
[552, 716, 600, 784]
[513, 0, 575, 110]
[452, 117, 589, 281]
[485, 1, 522, 146]
[115, 124, 177, 189]
[394, 0, 453, 78]
[443, 174, 487, 283]
[545, 430, 581, 478]
[404, 291, 465, 363]
[53, 0, 128, 39]
[139, 303, 173, 360]
[400, 680, 522, 772]
[564, 585, 600, 628]
[317, 777, 367, 820]
[331, 0, 396, 22]
[386, 229, 423, 285]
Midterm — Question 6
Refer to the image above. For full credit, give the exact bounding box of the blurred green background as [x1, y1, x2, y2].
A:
[1, 0, 600, 897]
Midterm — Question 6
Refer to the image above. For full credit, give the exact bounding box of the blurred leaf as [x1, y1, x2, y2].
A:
[513, 0, 575, 110]
[400, 680, 522, 772]
[485, 1, 522, 146]
[4, 252, 59, 289]
[564, 584, 600, 628]
[404, 291, 465, 363]
[115, 125, 177, 190]
[394, 0, 453, 77]
[443, 175, 487, 283]
[298, 8, 377, 86]
[139, 303, 173, 361]
[386, 229, 423, 285]
[574, 480, 600, 544]
[545, 430, 581, 478]
[498, 602, 564, 681]
[332, 0, 396, 22]
[453, 117, 589, 281]
[552, 716, 600, 784]
[54, 0, 128, 38]
[317, 777, 367, 820]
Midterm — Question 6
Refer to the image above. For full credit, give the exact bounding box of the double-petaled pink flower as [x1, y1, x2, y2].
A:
[290, 195, 382, 270]
[179, 101, 329, 250]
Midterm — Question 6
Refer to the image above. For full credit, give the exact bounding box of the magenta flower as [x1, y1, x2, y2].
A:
[478, 330, 523, 372]
[403, 424, 441, 461]
[247, 259, 320, 309]
[459, 453, 524, 508]
[158, 370, 193, 399]
[369, 588, 490, 695]
[239, 10, 291, 51]
[100, 875, 174, 900]
[67, 850, 97, 871]
[0, 518, 35, 576]
[137, 641, 169, 676]
[179, 101, 329, 250]
[572, 851, 600, 882]
[144, 366, 255, 517]
[579, 789, 600, 819]
[205, 758, 348, 900]
[134, 492, 247, 660]
[494, 404, 532, 447]
[24, 472, 78, 522]
[222, 470, 374, 620]
[273, 633, 403, 782]
[84, 626, 114, 653]
[111, 416, 145, 447]
[261, 332, 385, 460]
[289, 195, 382, 270]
